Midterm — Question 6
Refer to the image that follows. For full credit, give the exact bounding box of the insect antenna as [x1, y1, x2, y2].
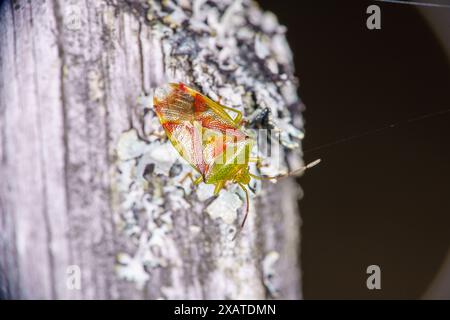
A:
[232, 182, 250, 241]
[249, 158, 322, 181]
[303, 107, 450, 155]
[375, 0, 450, 9]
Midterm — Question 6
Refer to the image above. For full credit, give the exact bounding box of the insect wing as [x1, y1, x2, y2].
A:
[153, 83, 247, 178]
[164, 121, 209, 176]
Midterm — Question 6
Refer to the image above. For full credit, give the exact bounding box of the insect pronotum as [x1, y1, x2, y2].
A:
[153, 82, 319, 239]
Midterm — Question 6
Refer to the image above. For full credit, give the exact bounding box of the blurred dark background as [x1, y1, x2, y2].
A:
[258, 0, 450, 299]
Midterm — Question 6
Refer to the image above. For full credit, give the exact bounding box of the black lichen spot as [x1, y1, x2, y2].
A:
[250, 107, 273, 130]
[169, 162, 182, 178]
[143, 163, 155, 181]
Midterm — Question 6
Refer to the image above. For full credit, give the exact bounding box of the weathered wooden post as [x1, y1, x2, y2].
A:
[0, 0, 305, 299]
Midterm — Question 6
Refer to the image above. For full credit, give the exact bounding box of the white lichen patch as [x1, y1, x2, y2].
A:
[135, 140, 181, 176]
[263, 250, 280, 297]
[195, 182, 215, 202]
[136, 94, 153, 110]
[164, 185, 191, 211]
[114, 129, 191, 289]
[206, 190, 242, 225]
[117, 129, 151, 161]
[116, 252, 149, 290]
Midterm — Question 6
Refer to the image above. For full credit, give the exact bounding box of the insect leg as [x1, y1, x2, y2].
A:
[194, 175, 203, 185]
[180, 172, 194, 184]
[213, 181, 225, 195]
[180, 172, 203, 185]
[232, 183, 250, 241]
[249, 157, 264, 168]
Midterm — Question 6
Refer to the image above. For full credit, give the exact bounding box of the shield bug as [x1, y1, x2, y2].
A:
[153, 82, 319, 237]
